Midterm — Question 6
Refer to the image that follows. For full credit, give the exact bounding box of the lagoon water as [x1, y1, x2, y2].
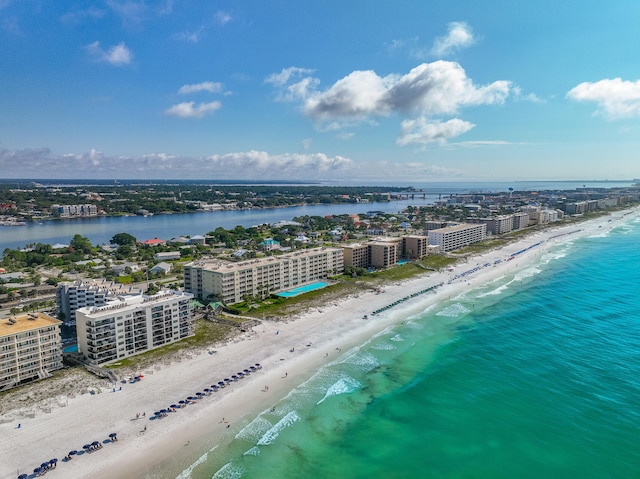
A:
[168, 214, 640, 479]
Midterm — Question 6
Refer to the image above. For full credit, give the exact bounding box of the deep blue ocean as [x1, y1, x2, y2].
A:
[168, 211, 640, 479]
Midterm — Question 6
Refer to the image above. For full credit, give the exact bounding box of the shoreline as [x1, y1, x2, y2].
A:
[1, 209, 637, 479]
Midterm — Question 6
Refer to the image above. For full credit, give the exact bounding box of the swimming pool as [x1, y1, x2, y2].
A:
[276, 281, 329, 298]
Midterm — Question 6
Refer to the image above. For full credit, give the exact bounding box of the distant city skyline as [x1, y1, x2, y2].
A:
[2, 1, 640, 181]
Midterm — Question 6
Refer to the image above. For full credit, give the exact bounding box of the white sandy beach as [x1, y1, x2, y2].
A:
[1, 209, 636, 479]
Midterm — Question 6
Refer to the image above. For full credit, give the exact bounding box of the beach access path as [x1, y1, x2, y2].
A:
[1, 209, 635, 479]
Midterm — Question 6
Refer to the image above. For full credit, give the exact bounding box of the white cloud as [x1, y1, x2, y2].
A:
[301, 138, 312, 150]
[178, 81, 224, 95]
[0, 148, 353, 180]
[431, 22, 475, 57]
[336, 132, 354, 140]
[300, 61, 509, 121]
[61, 7, 104, 24]
[457, 140, 511, 147]
[215, 10, 232, 25]
[265, 67, 315, 87]
[85, 41, 133, 66]
[164, 101, 221, 118]
[567, 78, 640, 119]
[173, 27, 204, 43]
[397, 117, 475, 145]
[268, 60, 510, 146]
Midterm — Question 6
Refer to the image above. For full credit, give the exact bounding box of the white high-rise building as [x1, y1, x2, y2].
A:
[56, 279, 143, 323]
[75, 290, 194, 365]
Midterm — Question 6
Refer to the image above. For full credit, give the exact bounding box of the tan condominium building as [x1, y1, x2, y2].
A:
[75, 290, 194, 365]
[469, 215, 515, 235]
[427, 223, 487, 252]
[184, 247, 344, 304]
[0, 312, 63, 392]
[343, 235, 429, 269]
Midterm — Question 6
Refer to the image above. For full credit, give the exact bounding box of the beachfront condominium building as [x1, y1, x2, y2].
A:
[427, 223, 487, 252]
[512, 212, 530, 230]
[184, 247, 344, 304]
[56, 279, 143, 324]
[75, 290, 194, 365]
[0, 313, 63, 391]
[469, 215, 514, 235]
[342, 235, 429, 269]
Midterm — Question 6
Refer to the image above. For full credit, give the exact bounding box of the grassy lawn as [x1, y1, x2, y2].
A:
[105, 319, 238, 370]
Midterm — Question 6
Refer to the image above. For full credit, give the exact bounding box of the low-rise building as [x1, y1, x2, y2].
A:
[75, 290, 194, 365]
[0, 313, 63, 391]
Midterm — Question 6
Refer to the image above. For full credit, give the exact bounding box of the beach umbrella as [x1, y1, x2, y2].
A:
[244, 369, 251, 374]
[255, 363, 261, 369]
[83, 444, 91, 450]
[18, 474, 28, 479]
[91, 441, 100, 446]
[249, 366, 256, 371]
[33, 467, 42, 474]
[196, 392, 204, 397]
[170, 404, 178, 409]
[109, 433, 117, 438]
[50, 458, 58, 465]
[178, 400, 186, 405]
[224, 378, 232, 383]
[69, 450, 78, 456]
[41, 462, 50, 469]
[218, 381, 225, 386]
[203, 388, 211, 392]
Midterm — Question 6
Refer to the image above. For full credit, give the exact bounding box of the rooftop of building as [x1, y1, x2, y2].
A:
[0, 312, 61, 337]
[187, 246, 343, 272]
[76, 290, 193, 318]
[430, 223, 486, 233]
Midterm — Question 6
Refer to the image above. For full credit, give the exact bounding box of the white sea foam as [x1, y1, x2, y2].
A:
[174, 448, 211, 479]
[514, 266, 541, 281]
[235, 416, 273, 442]
[370, 342, 395, 351]
[317, 376, 361, 405]
[243, 446, 260, 456]
[256, 411, 300, 446]
[436, 303, 471, 318]
[212, 462, 244, 479]
[389, 334, 403, 342]
[476, 282, 511, 298]
[341, 351, 380, 372]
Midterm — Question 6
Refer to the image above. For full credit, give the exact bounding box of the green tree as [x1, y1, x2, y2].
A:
[70, 234, 94, 254]
[111, 232, 137, 246]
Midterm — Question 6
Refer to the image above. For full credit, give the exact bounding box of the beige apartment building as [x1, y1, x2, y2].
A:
[427, 223, 487, 252]
[0, 312, 63, 391]
[75, 290, 194, 365]
[184, 247, 344, 304]
[342, 235, 429, 269]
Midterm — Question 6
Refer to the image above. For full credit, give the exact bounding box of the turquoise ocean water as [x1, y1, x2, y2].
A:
[177, 214, 640, 479]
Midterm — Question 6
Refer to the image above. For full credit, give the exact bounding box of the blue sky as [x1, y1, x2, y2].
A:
[2, 1, 640, 182]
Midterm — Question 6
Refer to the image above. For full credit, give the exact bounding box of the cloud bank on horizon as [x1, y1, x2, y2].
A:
[1, 1, 640, 181]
